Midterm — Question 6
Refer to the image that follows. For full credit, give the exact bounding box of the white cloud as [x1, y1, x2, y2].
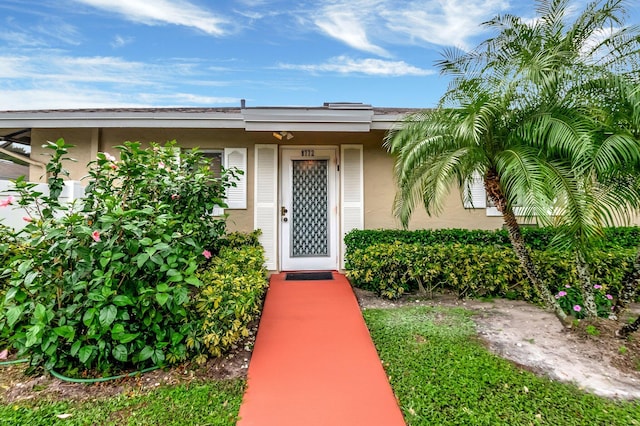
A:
[381, 0, 510, 49]
[315, 4, 389, 57]
[278, 55, 433, 76]
[0, 52, 238, 109]
[0, 88, 238, 110]
[73, 0, 232, 36]
[141, 93, 239, 106]
[0, 54, 178, 84]
[0, 31, 46, 47]
[111, 35, 133, 48]
[33, 18, 82, 46]
[309, 0, 510, 54]
[0, 16, 81, 47]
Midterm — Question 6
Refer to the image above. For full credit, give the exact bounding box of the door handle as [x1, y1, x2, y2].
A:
[281, 206, 288, 216]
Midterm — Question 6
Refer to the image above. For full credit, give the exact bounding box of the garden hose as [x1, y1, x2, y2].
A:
[0, 358, 29, 366]
[48, 366, 161, 383]
[0, 356, 161, 383]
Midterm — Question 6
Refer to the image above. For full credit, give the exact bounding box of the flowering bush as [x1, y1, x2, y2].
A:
[0, 139, 239, 372]
[554, 284, 613, 319]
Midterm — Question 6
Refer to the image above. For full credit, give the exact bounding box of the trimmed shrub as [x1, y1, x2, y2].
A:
[216, 230, 262, 251]
[344, 227, 640, 255]
[192, 245, 268, 361]
[346, 242, 635, 309]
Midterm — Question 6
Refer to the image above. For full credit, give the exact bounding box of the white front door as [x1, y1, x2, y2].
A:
[280, 147, 338, 271]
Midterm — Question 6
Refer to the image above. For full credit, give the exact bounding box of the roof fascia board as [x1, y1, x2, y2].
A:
[0, 112, 245, 129]
[371, 113, 410, 130]
[242, 108, 374, 132]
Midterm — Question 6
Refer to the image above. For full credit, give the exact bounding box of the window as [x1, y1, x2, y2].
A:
[200, 150, 223, 178]
[200, 148, 247, 210]
[464, 172, 526, 216]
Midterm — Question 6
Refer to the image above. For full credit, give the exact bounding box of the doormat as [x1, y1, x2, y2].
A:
[285, 272, 334, 281]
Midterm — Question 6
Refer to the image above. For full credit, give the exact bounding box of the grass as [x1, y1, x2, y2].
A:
[0, 379, 244, 425]
[364, 306, 640, 426]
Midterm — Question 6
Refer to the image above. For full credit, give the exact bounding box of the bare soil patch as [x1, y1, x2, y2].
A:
[354, 288, 640, 399]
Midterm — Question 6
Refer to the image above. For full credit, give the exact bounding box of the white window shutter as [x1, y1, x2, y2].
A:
[341, 145, 364, 269]
[254, 145, 278, 270]
[463, 171, 486, 208]
[224, 148, 247, 209]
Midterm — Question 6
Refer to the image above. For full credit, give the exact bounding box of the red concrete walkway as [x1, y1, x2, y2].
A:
[237, 272, 406, 426]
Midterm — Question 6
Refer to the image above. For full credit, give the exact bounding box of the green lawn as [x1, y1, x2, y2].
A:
[4, 305, 640, 425]
[364, 306, 640, 426]
[0, 380, 244, 426]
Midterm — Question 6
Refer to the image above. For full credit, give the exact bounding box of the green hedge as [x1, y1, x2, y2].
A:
[344, 227, 640, 255]
[192, 243, 268, 361]
[346, 242, 635, 301]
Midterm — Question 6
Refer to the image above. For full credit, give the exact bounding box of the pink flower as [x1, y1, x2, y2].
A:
[158, 161, 166, 169]
[606, 294, 613, 300]
[171, 194, 180, 200]
[0, 196, 15, 207]
[109, 163, 118, 170]
[22, 216, 32, 222]
[202, 249, 212, 259]
[593, 284, 602, 290]
[556, 291, 567, 298]
[573, 305, 582, 312]
[104, 152, 116, 162]
[91, 230, 101, 242]
[565, 285, 571, 288]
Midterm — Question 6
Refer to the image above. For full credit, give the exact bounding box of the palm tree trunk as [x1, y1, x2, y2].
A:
[612, 248, 640, 319]
[575, 250, 598, 318]
[484, 170, 569, 326]
[617, 315, 640, 338]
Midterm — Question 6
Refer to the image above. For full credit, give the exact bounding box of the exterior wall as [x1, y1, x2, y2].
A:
[25, 125, 640, 234]
[30, 128, 99, 182]
[361, 130, 505, 230]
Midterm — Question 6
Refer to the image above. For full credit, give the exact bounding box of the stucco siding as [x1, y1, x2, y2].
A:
[361, 140, 504, 231]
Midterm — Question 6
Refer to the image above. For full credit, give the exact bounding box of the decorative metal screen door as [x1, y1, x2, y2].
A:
[280, 147, 338, 271]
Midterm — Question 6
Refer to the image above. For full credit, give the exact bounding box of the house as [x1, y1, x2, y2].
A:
[0, 102, 507, 271]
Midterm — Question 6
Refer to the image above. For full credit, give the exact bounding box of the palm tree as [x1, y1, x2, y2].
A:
[387, 0, 640, 324]
[386, 76, 570, 324]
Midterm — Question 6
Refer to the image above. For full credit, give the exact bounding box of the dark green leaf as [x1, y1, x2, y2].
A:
[156, 293, 170, 306]
[99, 305, 117, 328]
[78, 345, 95, 364]
[83, 308, 96, 326]
[6, 305, 23, 327]
[113, 295, 133, 306]
[112, 345, 128, 362]
[53, 325, 75, 341]
[139, 345, 153, 361]
[25, 324, 43, 348]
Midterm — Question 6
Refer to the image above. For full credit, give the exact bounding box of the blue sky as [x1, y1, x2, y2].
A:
[1, 0, 639, 110]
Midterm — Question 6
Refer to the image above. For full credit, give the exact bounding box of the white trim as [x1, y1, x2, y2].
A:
[279, 147, 339, 271]
[0, 107, 416, 131]
[463, 171, 487, 209]
[224, 148, 247, 209]
[242, 107, 374, 132]
[486, 206, 528, 217]
[254, 144, 279, 271]
[340, 145, 364, 269]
